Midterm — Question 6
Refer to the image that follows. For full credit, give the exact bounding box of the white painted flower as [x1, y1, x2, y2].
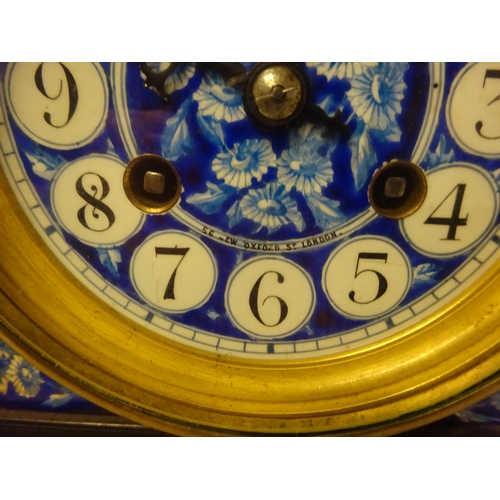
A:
[277, 145, 333, 196]
[346, 63, 408, 131]
[6, 355, 43, 398]
[212, 139, 276, 189]
[0, 341, 14, 395]
[145, 62, 175, 73]
[143, 63, 195, 93]
[194, 72, 245, 123]
[165, 64, 195, 94]
[239, 183, 305, 233]
[306, 62, 377, 81]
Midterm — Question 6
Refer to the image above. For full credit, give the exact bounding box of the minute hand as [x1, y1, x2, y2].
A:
[254, 86, 299, 102]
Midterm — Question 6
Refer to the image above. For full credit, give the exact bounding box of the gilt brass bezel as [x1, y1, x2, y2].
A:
[2, 166, 500, 435]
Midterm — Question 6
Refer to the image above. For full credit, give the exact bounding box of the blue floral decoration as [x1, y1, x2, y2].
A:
[307, 62, 377, 81]
[212, 139, 276, 189]
[493, 167, 500, 184]
[348, 120, 377, 190]
[277, 145, 333, 196]
[6, 355, 43, 398]
[347, 63, 408, 131]
[413, 263, 440, 284]
[97, 247, 122, 277]
[306, 193, 346, 230]
[176, 63, 411, 232]
[141, 63, 195, 94]
[289, 122, 337, 156]
[197, 114, 226, 151]
[0, 339, 81, 408]
[230, 183, 305, 233]
[25, 147, 64, 181]
[0, 340, 15, 394]
[425, 134, 456, 168]
[186, 182, 235, 215]
[43, 388, 77, 408]
[161, 97, 194, 161]
[346, 63, 409, 190]
[164, 64, 195, 94]
[194, 72, 245, 123]
[456, 393, 500, 424]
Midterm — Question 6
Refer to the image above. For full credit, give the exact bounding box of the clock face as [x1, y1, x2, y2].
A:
[2, 62, 500, 434]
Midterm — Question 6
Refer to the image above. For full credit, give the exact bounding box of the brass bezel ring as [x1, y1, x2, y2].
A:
[2, 167, 500, 435]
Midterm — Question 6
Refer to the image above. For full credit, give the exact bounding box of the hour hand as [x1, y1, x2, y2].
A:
[140, 62, 249, 103]
[305, 105, 351, 138]
[195, 62, 248, 85]
[139, 63, 181, 102]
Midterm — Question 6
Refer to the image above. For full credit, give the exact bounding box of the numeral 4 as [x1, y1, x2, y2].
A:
[424, 184, 468, 240]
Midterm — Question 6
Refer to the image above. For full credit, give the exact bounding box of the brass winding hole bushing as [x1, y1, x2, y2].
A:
[124, 154, 181, 214]
[368, 160, 427, 219]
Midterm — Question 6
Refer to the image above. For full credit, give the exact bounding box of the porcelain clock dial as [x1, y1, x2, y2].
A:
[2, 62, 500, 435]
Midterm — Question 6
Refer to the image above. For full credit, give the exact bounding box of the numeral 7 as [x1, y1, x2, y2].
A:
[155, 246, 190, 300]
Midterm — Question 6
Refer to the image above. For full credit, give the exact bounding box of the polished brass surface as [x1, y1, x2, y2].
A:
[2, 162, 500, 435]
[252, 65, 302, 121]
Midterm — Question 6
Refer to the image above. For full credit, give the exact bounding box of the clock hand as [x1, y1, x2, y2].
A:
[140, 62, 249, 102]
[139, 62, 181, 102]
[140, 62, 351, 138]
[254, 85, 300, 103]
[305, 105, 351, 138]
[195, 62, 248, 84]
[242, 63, 352, 138]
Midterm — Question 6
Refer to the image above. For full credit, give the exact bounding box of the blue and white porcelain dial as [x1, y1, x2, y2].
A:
[2, 62, 500, 360]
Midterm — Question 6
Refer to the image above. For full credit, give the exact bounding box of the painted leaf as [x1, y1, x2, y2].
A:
[456, 393, 500, 424]
[106, 138, 117, 156]
[493, 167, 500, 183]
[306, 193, 346, 230]
[289, 122, 335, 157]
[161, 98, 193, 161]
[425, 134, 455, 168]
[197, 113, 226, 151]
[413, 263, 439, 284]
[318, 94, 340, 115]
[348, 120, 377, 190]
[227, 199, 243, 228]
[316, 96, 343, 156]
[98, 248, 122, 277]
[207, 309, 222, 320]
[285, 210, 305, 234]
[25, 147, 64, 181]
[187, 182, 235, 215]
[44, 391, 75, 408]
[372, 119, 402, 142]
